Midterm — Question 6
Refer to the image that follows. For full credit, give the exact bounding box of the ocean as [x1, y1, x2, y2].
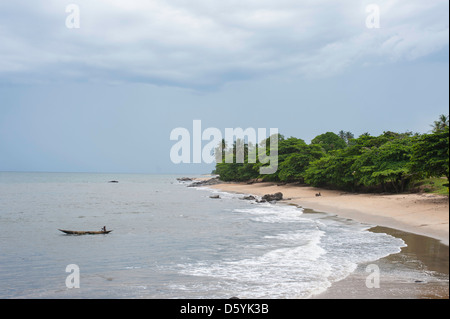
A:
[0, 172, 409, 298]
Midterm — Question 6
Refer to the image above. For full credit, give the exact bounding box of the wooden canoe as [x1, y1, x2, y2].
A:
[59, 229, 113, 235]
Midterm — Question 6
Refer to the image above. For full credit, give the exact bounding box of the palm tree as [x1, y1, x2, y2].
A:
[345, 131, 355, 144]
[214, 138, 228, 163]
[338, 130, 354, 145]
[431, 114, 449, 133]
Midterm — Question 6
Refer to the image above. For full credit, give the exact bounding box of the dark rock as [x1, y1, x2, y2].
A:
[177, 177, 193, 182]
[188, 177, 222, 187]
[108, 181, 119, 183]
[209, 195, 220, 199]
[242, 195, 256, 200]
[262, 192, 283, 202]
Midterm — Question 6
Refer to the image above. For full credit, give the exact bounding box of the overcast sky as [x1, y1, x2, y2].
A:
[0, 0, 448, 174]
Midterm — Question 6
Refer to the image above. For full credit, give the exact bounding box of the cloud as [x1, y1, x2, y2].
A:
[0, 0, 448, 88]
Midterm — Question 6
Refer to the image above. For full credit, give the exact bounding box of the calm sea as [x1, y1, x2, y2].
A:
[0, 172, 410, 298]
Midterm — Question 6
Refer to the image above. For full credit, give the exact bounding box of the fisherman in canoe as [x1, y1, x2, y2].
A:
[59, 227, 112, 235]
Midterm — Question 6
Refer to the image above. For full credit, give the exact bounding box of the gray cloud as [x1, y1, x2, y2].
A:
[0, 0, 448, 88]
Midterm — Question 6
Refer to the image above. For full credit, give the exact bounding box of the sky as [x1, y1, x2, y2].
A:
[0, 0, 448, 174]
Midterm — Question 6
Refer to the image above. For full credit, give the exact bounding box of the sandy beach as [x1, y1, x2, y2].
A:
[208, 181, 449, 299]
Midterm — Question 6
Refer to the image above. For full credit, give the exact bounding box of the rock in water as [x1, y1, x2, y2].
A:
[187, 177, 222, 187]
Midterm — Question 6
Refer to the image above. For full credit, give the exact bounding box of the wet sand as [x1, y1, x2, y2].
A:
[208, 181, 449, 299]
[313, 226, 449, 299]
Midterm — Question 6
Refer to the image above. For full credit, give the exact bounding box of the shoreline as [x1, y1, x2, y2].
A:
[313, 225, 449, 299]
[208, 181, 449, 246]
[206, 180, 449, 299]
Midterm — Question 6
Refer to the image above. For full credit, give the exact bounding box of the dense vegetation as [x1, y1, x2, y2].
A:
[214, 115, 449, 194]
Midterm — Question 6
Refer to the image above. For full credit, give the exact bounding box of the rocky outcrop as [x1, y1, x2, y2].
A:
[259, 192, 283, 202]
[187, 177, 222, 187]
[241, 193, 284, 203]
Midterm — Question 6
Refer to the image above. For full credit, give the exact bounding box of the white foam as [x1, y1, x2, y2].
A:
[178, 212, 406, 299]
[233, 205, 305, 224]
[176, 188, 408, 299]
[181, 228, 329, 298]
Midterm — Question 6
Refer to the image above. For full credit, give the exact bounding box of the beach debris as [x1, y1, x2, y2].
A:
[315, 192, 322, 197]
[209, 195, 220, 199]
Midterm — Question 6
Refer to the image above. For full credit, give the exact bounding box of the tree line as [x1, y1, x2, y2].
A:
[214, 115, 449, 193]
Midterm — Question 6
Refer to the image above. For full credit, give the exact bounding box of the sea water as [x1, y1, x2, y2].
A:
[0, 172, 407, 298]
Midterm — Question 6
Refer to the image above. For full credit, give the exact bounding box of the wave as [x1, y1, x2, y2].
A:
[176, 188, 406, 298]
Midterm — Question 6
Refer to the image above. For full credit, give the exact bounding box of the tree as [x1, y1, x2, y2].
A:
[409, 126, 449, 183]
[431, 114, 449, 133]
[255, 133, 284, 181]
[304, 151, 357, 190]
[306, 132, 418, 192]
[304, 156, 333, 187]
[311, 132, 347, 153]
[352, 136, 416, 193]
[278, 144, 325, 182]
[339, 130, 355, 145]
[214, 115, 449, 194]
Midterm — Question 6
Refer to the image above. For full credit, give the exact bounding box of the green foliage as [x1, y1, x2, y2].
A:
[311, 132, 347, 153]
[417, 177, 449, 195]
[304, 155, 354, 189]
[409, 125, 449, 182]
[431, 114, 449, 133]
[339, 130, 355, 146]
[351, 135, 418, 192]
[278, 144, 325, 183]
[214, 115, 449, 194]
